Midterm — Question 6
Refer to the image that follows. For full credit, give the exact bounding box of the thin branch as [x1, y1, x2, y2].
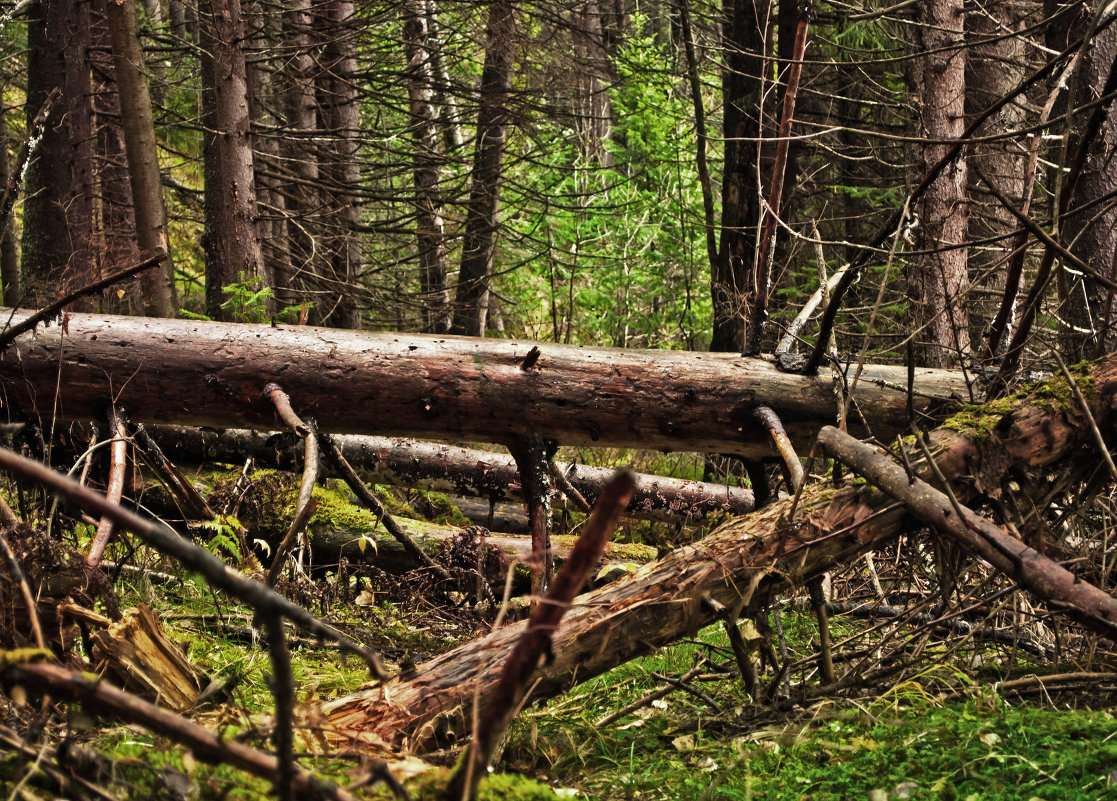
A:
[0, 250, 167, 351]
[0, 445, 386, 678]
[87, 407, 129, 568]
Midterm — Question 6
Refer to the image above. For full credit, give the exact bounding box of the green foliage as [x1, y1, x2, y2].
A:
[180, 274, 309, 324]
[198, 514, 243, 562]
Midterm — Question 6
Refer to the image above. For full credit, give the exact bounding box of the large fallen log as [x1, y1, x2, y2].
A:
[322, 359, 1117, 751]
[0, 310, 968, 459]
[146, 426, 757, 522]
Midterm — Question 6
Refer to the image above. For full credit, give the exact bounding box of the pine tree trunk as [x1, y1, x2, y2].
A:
[199, 0, 266, 321]
[451, 0, 516, 336]
[104, 0, 178, 317]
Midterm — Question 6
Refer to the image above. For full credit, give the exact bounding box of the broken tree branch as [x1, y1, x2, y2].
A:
[816, 426, 1117, 638]
[0, 445, 386, 677]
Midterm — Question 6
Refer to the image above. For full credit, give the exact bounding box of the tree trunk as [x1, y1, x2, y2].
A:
[710, 0, 766, 353]
[22, 0, 95, 309]
[402, 0, 452, 333]
[199, 0, 266, 321]
[104, 0, 178, 317]
[450, 0, 516, 336]
[1050, 4, 1117, 360]
[322, 357, 1117, 751]
[145, 426, 758, 522]
[316, 0, 363, 329]
[0, 111, 18, 305]
[915, 0, 970, 367]
[281, 0, 323, 312]
[0, 310, 968, 459]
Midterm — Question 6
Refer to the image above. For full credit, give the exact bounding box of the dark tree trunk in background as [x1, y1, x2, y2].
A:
[451, 0, 517, 337]
[317, 0, 363, 329]
[0, 111, 18, 305]
[572, 0, 615, 163]
[402, 0, 452, 334]
[915, 0, 970, 367]
[91, 0, 144, 316]
[199, 0, 267, 321]
[1050, 3, 1117, 360]
[282, 0, 323, 312]
[964, 1, 1027, 358]
[22, 0, 95, 309]
[710, 0, 766, 353]
[105, 0, 178, 316]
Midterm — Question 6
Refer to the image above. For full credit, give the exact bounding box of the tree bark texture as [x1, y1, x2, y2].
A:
[451, 0, 516, 336]
[402, 0, 452, 334]
[1050, 7, 1117, 359]
[146, 426, 758, 522]
[22, 0, 95, 310]
[322, 357, 1117, 752]
[0, 310, 969, 459]
[0, 111, 18, 305]
[316, 0, 362, 329]
[105, 0, 178, 317]
[200, 0, 266, 320]
[710, 0, 766, 353]
[915, 0, 970, 367]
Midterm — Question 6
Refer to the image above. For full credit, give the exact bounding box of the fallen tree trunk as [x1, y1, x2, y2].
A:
[0, 310, 967, 459]
[322, 359, 1117, 751]
[147, 425, 756, 522]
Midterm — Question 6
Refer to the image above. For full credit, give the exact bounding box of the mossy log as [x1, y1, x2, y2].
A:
[146, 425, 756, 523]
[0, 309, 968, 458]
[322, 360, 1117, 752]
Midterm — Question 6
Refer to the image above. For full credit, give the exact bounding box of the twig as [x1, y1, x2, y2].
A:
[0, 250, 168, 351]
[648, 671, 723, 713]
[263, 383, 310, 437]
[594, 662, 707, 728]
[132, 423, 214, 519]
[321, 433, 453, 584]
[0, 87, 59, 237]
[750, 405, 805, 491]
[87, 407, 129, 568]
[745, 1, 813, 356]
[808, 577, 835, 685]
[263, 614, 295, 801]
[266, 415, 320, 587]
[547, 460, 592, 513]
[0, 661, 362, 801]
[0, 529, 45, 649]
[0, 445, 386, 678]
[447, 472, 635, 801]
[1051, 351, 1117, 481]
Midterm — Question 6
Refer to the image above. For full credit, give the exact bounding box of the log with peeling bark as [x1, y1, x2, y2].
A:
[0, 310, 969, 459]
[147, 425, 757, 523]
[322, 358, 1117, 752]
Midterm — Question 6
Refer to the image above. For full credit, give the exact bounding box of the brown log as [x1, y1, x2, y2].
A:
[0, 310, 968, 459]
[146, 425, 758, 523]
[321, 358, 1117, 752]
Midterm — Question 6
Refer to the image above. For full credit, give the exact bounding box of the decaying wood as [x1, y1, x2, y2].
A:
[322, 358, 1117, 752]
[0, 309, 970, 459]
[147, 426, 758, 523]
[448, 472, 634, 799]
[818, 426, 1117, 637]
[90, 604, 205, 712]
[0, 445, 387, 677]
[0, 660, 363, 801]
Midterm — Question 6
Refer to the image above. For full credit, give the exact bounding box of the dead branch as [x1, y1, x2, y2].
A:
[87, 407, 128, 568]
[0, 445, 386, 678]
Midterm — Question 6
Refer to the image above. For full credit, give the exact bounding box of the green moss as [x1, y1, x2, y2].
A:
[478, 773, 566, 800]
[939, 362, 1097, 443]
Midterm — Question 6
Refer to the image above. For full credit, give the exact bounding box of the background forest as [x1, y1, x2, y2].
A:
[4, 0, 1113, 369]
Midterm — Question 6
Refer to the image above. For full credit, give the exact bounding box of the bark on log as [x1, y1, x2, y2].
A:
[147, 426, 756, 523]
[322, 358, 1117, 752]
[0, 310, 968, 459]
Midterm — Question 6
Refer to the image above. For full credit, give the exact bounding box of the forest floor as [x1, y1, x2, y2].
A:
[1, 458, 1115, 801]
[3, 556, 1114, 801]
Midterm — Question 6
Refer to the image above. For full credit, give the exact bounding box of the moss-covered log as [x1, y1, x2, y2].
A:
[322, 359, 1117, 751]
[0, 310, 967, 459]
[146, 425, 756, 523]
